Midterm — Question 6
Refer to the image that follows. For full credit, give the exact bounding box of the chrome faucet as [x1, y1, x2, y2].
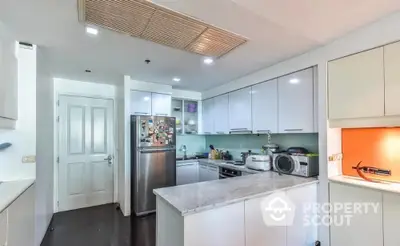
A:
[180, 145, 187, 159]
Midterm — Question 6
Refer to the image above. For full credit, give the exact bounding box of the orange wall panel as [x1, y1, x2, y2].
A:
[342, 127, 400, 182]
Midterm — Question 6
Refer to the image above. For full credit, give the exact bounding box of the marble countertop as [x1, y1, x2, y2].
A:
[177, 159, 262, 174]
[330, 175, 400, 194]
[0, 179, 35, 213]
[154, 172, 318, 216]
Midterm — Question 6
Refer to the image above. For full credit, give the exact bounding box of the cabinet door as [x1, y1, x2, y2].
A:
[185, 202, 245, 246]
[252, 79, 278, 133]
[152, 93, 172, 116]
[8, 185, 35, 246]
[229, 87, 252, 132]
[0, 210, 7, 246]
[286, 184, 317, 246]
[328, 47, 384, 119]
[130, 90, 152, 115]
[199, 164, 208, 182]
[207, 165, 219, 181]
[213, 94, 229, 134]
[202, 99, 214, 134]
[177, 163, 199, 185]
[0, 30, 18, 120]
[330, 182, 383, 246]
[384, 41, 400, 116]
[278, 68, 314, 133]
[245, 196, 286, 246]
[383, 192, 400, 246]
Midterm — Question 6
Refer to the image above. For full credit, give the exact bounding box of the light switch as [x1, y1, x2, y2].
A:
[22, 155, 36, 163]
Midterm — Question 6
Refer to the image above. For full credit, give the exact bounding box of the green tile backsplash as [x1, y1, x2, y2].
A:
[176, 135, 206, 156]
[206, 133, 319, 159]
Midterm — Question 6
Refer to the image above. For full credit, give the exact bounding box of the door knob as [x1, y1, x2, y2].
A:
[104, 155, 113, 165]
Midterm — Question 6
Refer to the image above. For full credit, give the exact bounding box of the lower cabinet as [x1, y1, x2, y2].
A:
[199, 163, 219, 182]
[245, 184, 317, 246]
[330, 182, 383, 246]
[383, 192, 400, 246]
[1, 184, 35, 246]
[177, 162, 199, 185]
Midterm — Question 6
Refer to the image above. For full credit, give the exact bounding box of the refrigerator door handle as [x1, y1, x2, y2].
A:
[139, 148, 176, 153]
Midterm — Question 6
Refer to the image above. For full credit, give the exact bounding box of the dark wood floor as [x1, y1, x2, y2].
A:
[41, 204, 156, 246]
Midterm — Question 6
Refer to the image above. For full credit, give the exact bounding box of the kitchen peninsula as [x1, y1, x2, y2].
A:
[154, 171, 318, 246]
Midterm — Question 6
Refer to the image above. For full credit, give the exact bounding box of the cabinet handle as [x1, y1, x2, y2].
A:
[230, 128, 248, 131]
[256, 130, 271, 133]
[134, 112, 149, 115]
[216, 131, 226, 134]
[155, 113, 168, 116]
[284, 129, 303, 132]
[203, 132, 212, 134]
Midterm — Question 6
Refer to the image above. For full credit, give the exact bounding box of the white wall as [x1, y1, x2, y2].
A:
[202, 11, 400, 246]
[35, 47, 54, 246]
[0, 44, 37, 181]
[53, 78, 120, 212]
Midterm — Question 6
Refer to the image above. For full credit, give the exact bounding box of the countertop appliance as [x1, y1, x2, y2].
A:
[219, 167, 242, 179]
[245, 155, 272, 171]
[272, 153, 319, 177]
[131, 115, 176, 216]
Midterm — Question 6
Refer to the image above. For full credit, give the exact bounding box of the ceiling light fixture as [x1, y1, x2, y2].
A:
[144, 96, 150, 101]
[289, 78, 300, 84]
[203, 58, 214, 65]
[173, 77, 181, 82]
[86, 26, 99, 35]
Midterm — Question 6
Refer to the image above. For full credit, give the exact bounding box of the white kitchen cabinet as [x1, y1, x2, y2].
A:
[0, 210, 7, 246]
[185, 202, 245, 246]
[177, 162, 199, 185]
[252, 79, 278, 133]
[330, 182, 383, 246]
[202, 98, 214, 134]
[130, 90, 152, 115]
[213, 94, 230, 134]
[245, 196, 286, 246]
[286, 183, 318, 246]
[199, 163, 209, 182]
[8, 185, 35, 246]
[384, 41, 400, 116]
[0, 29, 18, 123]
[278, 68, 314, 133]
[328, 47, 384, 119]
[383, 192, 400, 246]
[207, 165, 219, 181]
[229, 87, 252, 132]
[152, 93, 172, 116]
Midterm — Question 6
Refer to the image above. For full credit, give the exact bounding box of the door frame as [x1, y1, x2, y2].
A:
[53, 89, 119, 213]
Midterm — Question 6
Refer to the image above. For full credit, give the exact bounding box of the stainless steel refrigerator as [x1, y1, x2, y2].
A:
[131, 115, 176, 216]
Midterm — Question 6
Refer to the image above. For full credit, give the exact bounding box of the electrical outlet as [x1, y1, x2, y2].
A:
[22, 155, 36, 163]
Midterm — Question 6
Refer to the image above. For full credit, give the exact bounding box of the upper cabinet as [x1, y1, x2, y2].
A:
[278, 68, 314, 133]
[252, 79, 278, 133]
[0, 30, 18, 123]
[130, 90, 152, 115]
[213, 94, 230, 134]
[384, 42, 400, 116]
[172, 99, 199, 135]
[152, 93, 171, 116]
[130, 91, 171, 116]
[202, 98, 214, 134]
[229, 87, 252, 132]
[328, 47, 384, 120]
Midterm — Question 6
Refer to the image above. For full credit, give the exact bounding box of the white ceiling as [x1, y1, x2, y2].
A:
[1, 0, 400, 91]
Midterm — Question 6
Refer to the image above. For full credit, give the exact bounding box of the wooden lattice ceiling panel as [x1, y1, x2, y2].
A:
[78, 0, 248, 57]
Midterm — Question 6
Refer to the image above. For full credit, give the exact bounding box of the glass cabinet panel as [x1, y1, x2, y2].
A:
[184, 100, 198, 134]
[172, 99, 183, 135]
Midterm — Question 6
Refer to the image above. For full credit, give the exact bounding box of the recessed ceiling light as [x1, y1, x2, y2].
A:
[289, 78, 300, 84]
[203, 58, 214, 65]
[144, 96, 150, 101]
[86, 26, 98, 36]
[173, 77, 181, 82]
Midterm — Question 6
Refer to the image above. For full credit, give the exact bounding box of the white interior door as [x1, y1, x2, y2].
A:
[58, 95, 114, 212]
